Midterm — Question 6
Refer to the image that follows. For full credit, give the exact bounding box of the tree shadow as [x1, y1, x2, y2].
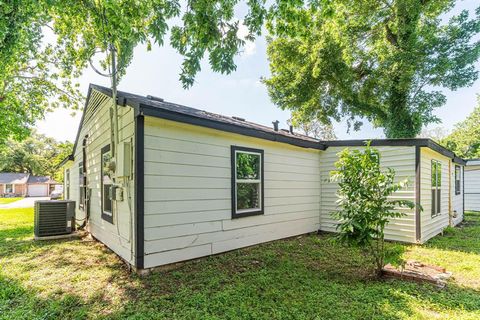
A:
[421, 211, 480, 255]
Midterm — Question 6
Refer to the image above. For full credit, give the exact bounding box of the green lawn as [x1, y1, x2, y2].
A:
[0, 197, 22, 205]
[1, 208, 479, 319]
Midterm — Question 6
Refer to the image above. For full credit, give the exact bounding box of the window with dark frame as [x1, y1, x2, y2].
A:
[231, 146, 264, 218]
[455, 165, 461, 195]
[5, 184, 13, 194]
[79, 162, 85, 209]
[431, 160, 442, 217]
[65, 169, 70, 199]
[101, 145, 113, 223]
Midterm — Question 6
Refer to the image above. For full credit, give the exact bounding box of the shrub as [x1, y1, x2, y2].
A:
[330, 143, 415, 276]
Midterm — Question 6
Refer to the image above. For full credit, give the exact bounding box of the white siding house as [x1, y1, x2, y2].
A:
[62, 84, 468, 271]
[465, 159, 480, 211]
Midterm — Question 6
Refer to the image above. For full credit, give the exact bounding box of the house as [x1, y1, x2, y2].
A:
[0, 173, 60, 197]
[61, 84, 467, 271]
[465, 159, 480, 211]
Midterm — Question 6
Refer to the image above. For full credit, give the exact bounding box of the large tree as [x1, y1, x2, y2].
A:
[0, 0, 267, 145]
[441, 95, 480, 159]
[264, 0, 480, 138]
[0, 132, 73, 182]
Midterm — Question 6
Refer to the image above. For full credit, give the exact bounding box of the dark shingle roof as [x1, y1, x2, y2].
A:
[27, 176, 58, 184]
[90, 84, 322, 149]
[0, 173, 30, 184]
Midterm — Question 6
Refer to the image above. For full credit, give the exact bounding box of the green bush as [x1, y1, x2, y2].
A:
[330, 143, 415, 276]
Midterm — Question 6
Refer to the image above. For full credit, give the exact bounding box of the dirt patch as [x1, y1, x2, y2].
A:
[382, 260, 452, 288]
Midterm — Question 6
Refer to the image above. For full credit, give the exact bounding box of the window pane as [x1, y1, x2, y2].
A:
[236, 183, 260, 211]
[431, 189, 436, 216]
[103, 184, 112, 213]
[236, 152, 260, 180]
[102, 151, 113, 185]
[436, 163, 442, 187]
[431, 161, 436, 187]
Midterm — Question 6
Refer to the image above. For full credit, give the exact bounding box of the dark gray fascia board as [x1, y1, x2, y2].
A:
[138, 104, 325, 150]
[322, 138, 466, 165]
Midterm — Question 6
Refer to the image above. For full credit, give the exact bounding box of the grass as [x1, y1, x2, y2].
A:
[1, 209, 480, 320]
[0, 197, 22, 205]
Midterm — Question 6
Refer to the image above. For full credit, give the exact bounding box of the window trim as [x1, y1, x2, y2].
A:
[431, 160, 442, 217]
[231, 146, 264, 219]
[5, 184, 14, 194]
[101, 144, 113, 223]
[454, 165, 461, 195]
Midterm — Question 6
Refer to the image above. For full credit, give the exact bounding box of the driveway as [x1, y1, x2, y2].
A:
[0, 197, 50, 209]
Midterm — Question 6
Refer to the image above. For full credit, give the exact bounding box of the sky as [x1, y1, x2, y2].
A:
[36, 1, 480, 143]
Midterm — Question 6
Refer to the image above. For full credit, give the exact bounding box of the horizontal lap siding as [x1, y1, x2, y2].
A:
[319, 146, 416, 243]
[420, 148, 450, 242]
[143, 117, 321, 268]
[465, 166, 480, 211]
[68, 91, 135, 264]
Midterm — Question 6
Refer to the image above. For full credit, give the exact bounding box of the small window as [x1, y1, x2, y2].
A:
[79, 162, 85, 210]
[455, 165, 461, 195]
[101, 145, 113, 223]
[65, 169, 70, 199]
[231, 146, 264, 218]
[431, 160, 442, 217]
[5, 184, 13, 194]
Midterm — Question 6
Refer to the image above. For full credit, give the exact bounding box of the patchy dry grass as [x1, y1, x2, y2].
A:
[1, 208, 480, 319]
[0, 197, 22, 205]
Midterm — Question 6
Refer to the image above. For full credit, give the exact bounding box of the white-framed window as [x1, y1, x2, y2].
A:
[431, 160, 442, 217]
[231, 146, 264, 218]
[79, 162, 85, 210]
[5, 184, 13, 194]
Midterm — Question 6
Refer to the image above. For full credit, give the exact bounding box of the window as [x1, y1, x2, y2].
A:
[5, 184, 13, 194]
[431, 160, 442, 217]
[79, 162, 85, 210]
[231, 146, 264, 218]
[455, 165, 461, 195]
[65, 169, 70, 199]
[101, 145, 113, 223]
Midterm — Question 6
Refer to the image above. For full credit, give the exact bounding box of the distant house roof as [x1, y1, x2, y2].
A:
[27, 176, 59, 184]
[0, 173, 30, 184]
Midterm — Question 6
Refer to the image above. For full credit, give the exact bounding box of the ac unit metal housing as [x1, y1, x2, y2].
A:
[34, 200, 76, 238]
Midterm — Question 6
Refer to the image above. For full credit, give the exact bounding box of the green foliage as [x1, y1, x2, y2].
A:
[330, 144, 415, 274]
[0, 0, 267, 146]
[441, 95, 480, 158]
[0, 0, 83, 145]
[2, 208, 480, 319]
[0, 132, 72, 181]
[264, 0, 480, 138]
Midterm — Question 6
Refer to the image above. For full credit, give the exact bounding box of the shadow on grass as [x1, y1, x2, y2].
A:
[423, 211, 480, 255]
[105, 237, 480, 320]
[2, 211, 480, 319]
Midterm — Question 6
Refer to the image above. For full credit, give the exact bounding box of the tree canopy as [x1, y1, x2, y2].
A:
[0, 132, 73, 182]
[0, 0, 267, 145]
[264, 0, 480, 138]
[441, 95, 480, 159]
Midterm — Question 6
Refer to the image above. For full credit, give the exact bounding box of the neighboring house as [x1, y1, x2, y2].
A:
[61, 84, 468, 271]
[465, 159, 480, 211]
[0, 173, 60, 197]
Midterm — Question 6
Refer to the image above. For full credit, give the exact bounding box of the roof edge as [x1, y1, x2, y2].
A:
[322, 138, 466, 165]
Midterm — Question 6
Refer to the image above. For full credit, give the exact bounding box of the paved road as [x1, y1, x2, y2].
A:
[0, 197, 50, 209]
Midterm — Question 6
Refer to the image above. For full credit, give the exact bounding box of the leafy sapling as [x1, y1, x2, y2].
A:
[330, 144, 415, 276]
